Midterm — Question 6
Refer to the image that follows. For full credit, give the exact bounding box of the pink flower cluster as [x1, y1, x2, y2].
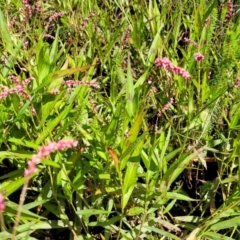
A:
[42, 34, 55, 39]
[0, 76, 32, 101]
[80, 11, 96, 30]
[8, 16, 17, 29]
[158, 98, 174, 117]
[194, 52, 205, 62]
[147, 74, 153, 85]
[0, 193, 5, 212]
[45, 12, 65, 30]
[24, 139, 78, 178]
[123, 26, 131, 47]
[21, 0, 32, 22]
[1, 57, 7, 65]
[62, 80, 100, 89]
[208, 71, 212, 80]
[224, 0, 233, 22]
[204, 17, 211, 25]
[0, 75, 36, 114]
[35, 0, 42, 13]
[50, 90, 60, 95]
[184, 38, 198, 47]
[235, 77, 240, 88]
[155, 57, 190, 80]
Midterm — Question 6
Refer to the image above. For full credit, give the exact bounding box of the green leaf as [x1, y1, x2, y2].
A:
[126, 55, 134, 117]
[39, 94, 65, 128]
[122, 184, 135, 210]
[7, 201, 45, 220]
[0, 232, 14, 239]
[0, 9, 14, 54]
[202, 232, 234, 240]
[123, 108, 145, 149]
[36, 104, 73, 144]
[120, 132, 146, 170]
[122, 163, 138, 209]
[60, 167, 72, 203]
[158, 127, 171, 173]
[106, 103, 122, 139]
[37, 46, 51, 83]
[0, 178, 26, 197]
[134, 70, 150, 88]
[146, 27, 161, 67]
[8, 138, 39, 149]
[49, 27, 60, 65]
[0, 151, 32, 161]
[24, 199, 52, 210]
[164, 192, 196, 201]
[210, 216, 240, 230]
[121, 108, 145, 169]
[32, 65, 93, 94]
[203, 0, 218, 22]
[0, 169, 23, 180]
[41, 159, 60, 168]
[51, 65, 94, 79]
[127, 207, 144, 216]
[76, 209, 111, 217]
[144, 226, 181, 240]
[174, 216, 204, 223]
[160, 149, 201, 192]
[88, 216, 121, 227]
[16, 220, 71, 232]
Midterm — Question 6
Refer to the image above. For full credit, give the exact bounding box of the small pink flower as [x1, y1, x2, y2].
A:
[45, 12, 65, 31]
[50, 90, 60, 95]
[80, 11, 96, 30]
[30, 105, 37, 115]
[49, 12, 65, 23]
[8, 16, 17, 29]
[62, 80, 100, 89]
[123, 26, 131, 47]
[194, 52, 205, 62]
[184, 38, 198, 47]
[0, 193, 6, 212]
[204, 17, 211, 25]
[235, 77, 240, 88]
[158, 98, 174, 117]
[42, 34, 55, 39]
[35, 0, 42, 13]
[208, 71, 212, 80]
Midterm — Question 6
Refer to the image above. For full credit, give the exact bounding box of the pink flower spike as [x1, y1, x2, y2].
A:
[42, 34, 55, 39]
[24, 139, 78, 178]
[224, 0, 233, 22]
[235, 77, 240, 88]
[194, 52, 205, 62]
[184, 38, 198, 47]
[47, 142, 58, 151]
[0, 193, 5, 212]
[158, 98, 174, 117]
[38, 146, 53, 158]
[45, 12, 65, 30]
[155, 57, 190, 80]
[56, 139, 78, 150]
[24, 169, 32, 177]
[31, 154, 41, 164]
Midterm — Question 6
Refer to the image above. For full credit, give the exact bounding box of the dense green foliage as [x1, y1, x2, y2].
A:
[0, 0, 240, 239]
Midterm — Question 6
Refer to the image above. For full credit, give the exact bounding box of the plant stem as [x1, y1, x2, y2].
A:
[12, 178, 29, 239]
